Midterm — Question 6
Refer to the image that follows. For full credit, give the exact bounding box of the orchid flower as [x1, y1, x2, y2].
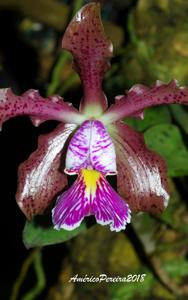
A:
[1, 3, 188, 232]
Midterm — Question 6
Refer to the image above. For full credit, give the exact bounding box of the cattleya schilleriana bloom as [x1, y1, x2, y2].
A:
[1, 3, 188, 232]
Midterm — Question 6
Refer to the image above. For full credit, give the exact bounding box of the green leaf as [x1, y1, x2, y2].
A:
[23, 216, 87, 248]
[144, 124, 188, 177]
[125, 106, 171, 132]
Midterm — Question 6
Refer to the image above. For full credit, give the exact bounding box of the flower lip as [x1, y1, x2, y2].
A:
[52, 169, 131, 232]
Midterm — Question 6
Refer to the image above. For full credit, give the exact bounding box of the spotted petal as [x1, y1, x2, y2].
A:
[109, 121, 169, 215]
[101, 80, 188, 124]
[52, 169, 131, 232]
[16, 123, 76, 219]
[0, 88, 84, 129]
[65, 120, 116, 175]
[62, 3, 113, 116]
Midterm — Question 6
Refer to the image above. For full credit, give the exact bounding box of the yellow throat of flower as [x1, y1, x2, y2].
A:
[81, 169, 101, 196]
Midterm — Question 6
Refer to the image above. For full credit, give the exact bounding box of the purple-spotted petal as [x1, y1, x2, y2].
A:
[65, 120, 116, 175]
[62, 3, 113, 116]
[109, 121, 169, 215]
[101, 80, 188, 123]
[16, 123, 76, 219]
[0, 88, 84, 129]
[52, 169, 131, 232]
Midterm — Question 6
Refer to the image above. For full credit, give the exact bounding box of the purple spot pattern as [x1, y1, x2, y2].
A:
[65, 120, 116, 175]
[102, 80, 188, 123]
[62, 3, 112, 110]
[0, 88, 83, 129]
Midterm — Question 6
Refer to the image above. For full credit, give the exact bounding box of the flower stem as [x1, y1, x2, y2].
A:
[10, 248, 46, 300]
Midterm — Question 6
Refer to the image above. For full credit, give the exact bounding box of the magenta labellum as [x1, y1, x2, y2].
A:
[52, 169, 131, 232]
